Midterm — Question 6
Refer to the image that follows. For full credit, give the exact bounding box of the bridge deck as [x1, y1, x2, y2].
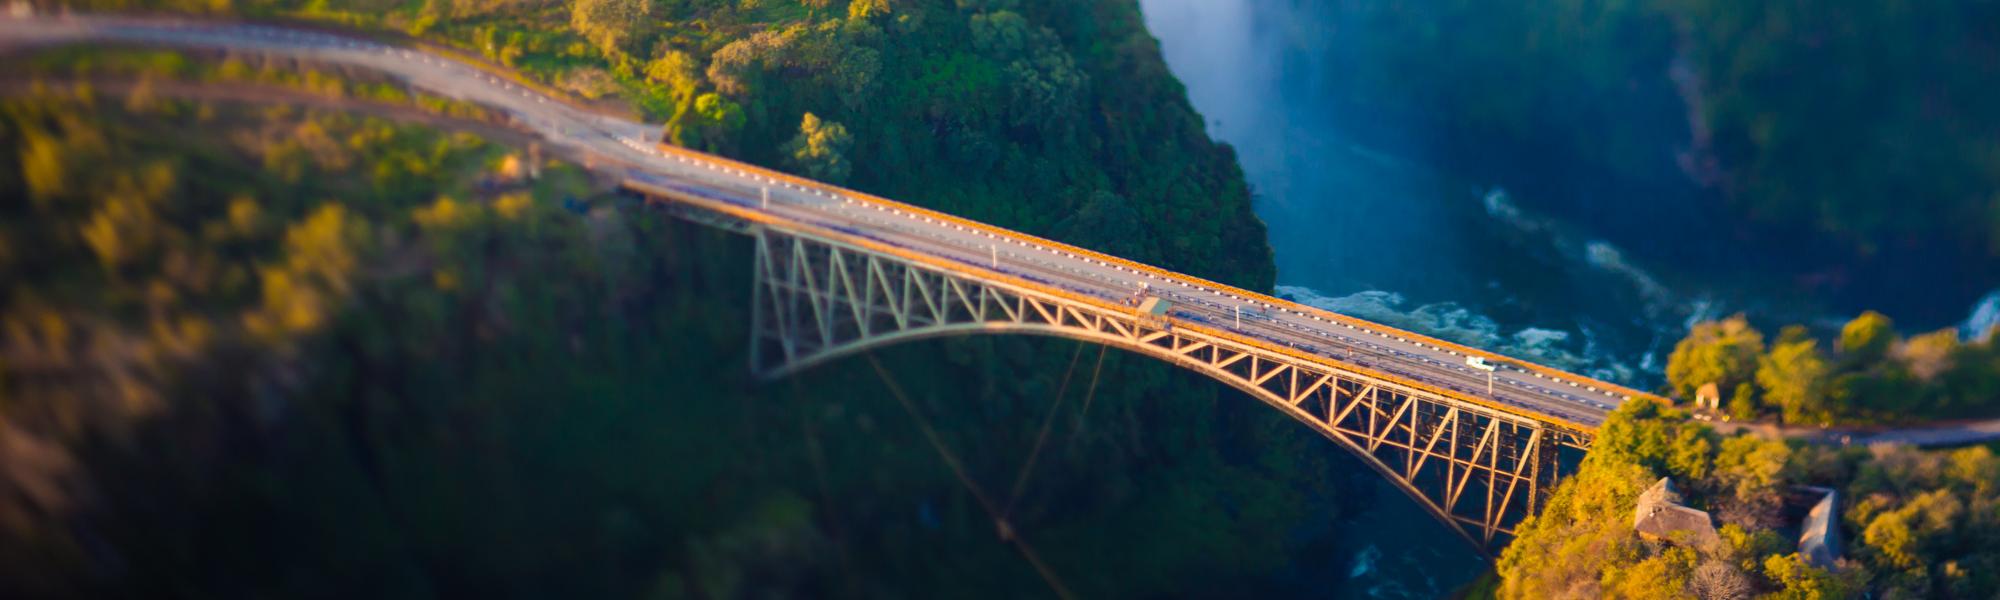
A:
[622, 140, 1662, 432]
[628, 177, 1595, 549]
[5, 13, 1658, 431]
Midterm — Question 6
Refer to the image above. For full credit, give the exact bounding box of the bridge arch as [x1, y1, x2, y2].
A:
[744, 226, 1579, 552]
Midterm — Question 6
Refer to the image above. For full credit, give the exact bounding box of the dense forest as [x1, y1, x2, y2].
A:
[1280, 0, 2000, 313]
[59, 0, 1275, 288]
[0, 1, 1391, 597]
[1666, 312, 2000, 425]
[1491, 314, 2000, 597]
[1496, 399, 2000, 599]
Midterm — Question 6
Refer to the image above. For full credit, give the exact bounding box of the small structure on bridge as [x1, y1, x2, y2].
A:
[1135, 296, 1171, 327]
[1633, 477, 1720, 548]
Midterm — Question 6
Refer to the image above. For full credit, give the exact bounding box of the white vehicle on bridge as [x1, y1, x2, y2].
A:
[1465, 356, 1498, 372]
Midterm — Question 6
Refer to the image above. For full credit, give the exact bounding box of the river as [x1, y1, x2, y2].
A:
[1136, 0, 2000, 596]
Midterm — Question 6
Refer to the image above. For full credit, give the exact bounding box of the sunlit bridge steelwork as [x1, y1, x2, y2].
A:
[628, 168, 1607, 552]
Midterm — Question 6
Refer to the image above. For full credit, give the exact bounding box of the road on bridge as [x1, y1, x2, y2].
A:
[0, 13, 1653, 428]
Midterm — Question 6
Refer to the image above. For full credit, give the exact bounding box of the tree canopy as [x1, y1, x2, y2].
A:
[569, 0, 650, 58]
[781, 112, 853, 184]
[1500, 398, 1998, 598]
[1669, 312, 2000, 424]
[1666, 314, 1765, 404]
[0, 1, 1295, 595]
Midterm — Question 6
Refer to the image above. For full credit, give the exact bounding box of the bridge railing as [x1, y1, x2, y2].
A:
[626, 126, 1620, 552]
[734, 223, 1584, 550]
[623, 175, 1606, 434]
[640, 141, 1665, 412]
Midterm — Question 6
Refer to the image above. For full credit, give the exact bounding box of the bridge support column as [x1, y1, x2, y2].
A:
[748, 225, 766, 375]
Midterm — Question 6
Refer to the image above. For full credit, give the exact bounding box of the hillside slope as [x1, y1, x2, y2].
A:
[0, 3, 1372, 598]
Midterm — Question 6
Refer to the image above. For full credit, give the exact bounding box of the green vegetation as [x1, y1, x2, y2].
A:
[11, 45, 493, 118]
[0, 81, 1341, 597]
[0, 2, 1359, 595]
[782, 111, 852, 184]
[1543, 302, 2000, 597]
[63, 0, 1274, 289]
[1667, 313, 2000, 425]
[1666, 315, 1764, 404]
[1303, 0, 2000, 269]
[1497, 399, 2000, 599]
[1673, 0, 2000, 256]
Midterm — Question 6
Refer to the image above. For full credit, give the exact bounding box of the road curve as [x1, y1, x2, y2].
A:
[0, 13, 1658, 427]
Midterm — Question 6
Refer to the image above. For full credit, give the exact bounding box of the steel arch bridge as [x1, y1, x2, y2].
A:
[633, 179, 1595, 553]
[18, 10, 1632, 557]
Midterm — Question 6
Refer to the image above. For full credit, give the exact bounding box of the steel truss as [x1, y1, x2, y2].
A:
[745, 226, 1589, 551]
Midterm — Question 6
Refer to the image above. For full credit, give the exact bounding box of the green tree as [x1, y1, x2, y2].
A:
[1763, 553, 1868, 599]
[1604, 547, 1699, 599]
[1590, 398, 1715, 480]
[1666, 315, 1766, 402]
[1899, 328, 1960, 381]
[1494, 458, 1653, 599]
[686, 92, 745, 150]
[705, 28, 795, 97]
[1936, 342, 2000, 416]
[1862, 510, 1920, 571]
[780, 112, 853, 184]
[816, 34, 880, 109]
[1667, 0, 2000, 260]
[1864, 489, 1965, 571]
[645, 50, 700, 99]
[968, 10, 1086, 132]
[1727, 381, 1759, 421]
[1053, 191, 1147, 258]
[648, 49, 703, 138]
[1758, 327, 1830, 424]
[1838, 311, 1896, 365]
[570, 0, 650, 58]
[1711, 435, 1791, 527]
[847, 0, 890, 20]
[1828, 368, 1919, 423]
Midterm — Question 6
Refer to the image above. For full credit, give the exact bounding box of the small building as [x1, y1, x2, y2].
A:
[1633, 477, 1721, 548]
[1695, 382, 1722, 412]
[1793, 486, 1842, 568]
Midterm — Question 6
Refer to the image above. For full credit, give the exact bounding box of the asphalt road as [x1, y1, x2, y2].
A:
[1, 14, 1643, 427]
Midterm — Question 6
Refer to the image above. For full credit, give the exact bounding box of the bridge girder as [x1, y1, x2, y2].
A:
[741, 225, 1588, 552]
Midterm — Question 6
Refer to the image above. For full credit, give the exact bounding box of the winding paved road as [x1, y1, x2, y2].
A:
[1711, 417, 2000, 449]
[0, 13, 1654, 428]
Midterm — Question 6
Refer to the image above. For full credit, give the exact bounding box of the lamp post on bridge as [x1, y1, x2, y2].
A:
[1467, 356, 1497, 398]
